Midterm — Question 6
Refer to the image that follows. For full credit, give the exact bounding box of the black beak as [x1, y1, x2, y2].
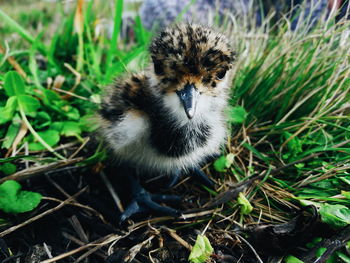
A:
[176, 84, 200, 119]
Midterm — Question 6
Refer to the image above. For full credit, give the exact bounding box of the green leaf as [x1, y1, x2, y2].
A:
[306, 237, 322, 248]
[342, 191, 350, 200]
[229, 106, 247, 124]
[50, 121, 64, 132]
[284, 255, 304, 263]
[319, 204, 350, 228]
[242, 143, 269, 163]
[226, 153, 235, 166]
[61, 121, 81, 137]
[316, 247, 336, 263]
[29, 129, 60, 151]
[337, 252, 350, 263]
[59, 105, 80, 120]
[316, 247, 327, 258]
[1, 122, 20, 149]
[237, 192, 253, 215]
[4, 71, 26, 96]
[188, 235, 214, 263]
[43, 89, 61, 103]
[90, 94, 101, 104]
[79, 115, 98, 132]
[0, 163, 17, 175]
[35, 111, 52, 129]
[283, 132, 302, 157]
[340, 177, 350, 186]
[0, 180, 42, 214]
[0, 97, 18, 125]
[82, 148, 108, 165]
[295, 163, 305, 169]
[213, 153, 234, 172]
[0, 107, 9, 125]
[17, 95, 40, 116]
[213, 156, 227, 172]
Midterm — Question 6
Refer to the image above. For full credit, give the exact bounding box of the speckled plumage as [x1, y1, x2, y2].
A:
[98, 23, 235, 176]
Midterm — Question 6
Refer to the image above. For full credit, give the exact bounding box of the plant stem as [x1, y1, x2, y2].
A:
[75, 0, 85, 72]
[19, 107, 65, 160]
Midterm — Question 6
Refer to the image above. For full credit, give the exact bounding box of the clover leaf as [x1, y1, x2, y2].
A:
[189, 235, 214, 263]
[0, 180, 42, 214]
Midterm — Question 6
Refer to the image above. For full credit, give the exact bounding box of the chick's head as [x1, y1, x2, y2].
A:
[150, 23, 236, 119]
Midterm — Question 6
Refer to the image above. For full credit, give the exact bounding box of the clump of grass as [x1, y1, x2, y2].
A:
[226, 9, 350, 204]
[212, 8, 350, 260]
[0, 0, 150, 165]
[0, 0, 350, 261]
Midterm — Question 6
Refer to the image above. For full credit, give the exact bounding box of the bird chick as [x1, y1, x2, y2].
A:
[98, 23, 236, 220]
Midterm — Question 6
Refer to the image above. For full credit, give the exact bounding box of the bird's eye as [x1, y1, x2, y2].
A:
[216, 71, 226, 80]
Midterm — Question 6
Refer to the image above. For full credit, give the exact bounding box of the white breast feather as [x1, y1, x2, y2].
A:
[103, 112, 149, 151]
[105, 80, 228, 174]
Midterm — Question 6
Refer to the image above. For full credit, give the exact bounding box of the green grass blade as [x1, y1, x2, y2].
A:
[105, 0, 124, 75]
[0, 8, 47, 55]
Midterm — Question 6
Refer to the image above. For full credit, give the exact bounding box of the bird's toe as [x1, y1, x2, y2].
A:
[119, 190, 182, 225]
[151, 193, 182, 204]
[189, 168, 215, 189]
[119, 200, 146, 225]
[164, 169, 182, 189]
[140, 197, 182, 217]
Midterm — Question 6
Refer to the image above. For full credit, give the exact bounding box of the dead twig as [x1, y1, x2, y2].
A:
[5, 120, 28, 158]
[206, 173, 262, 209]
[61, 63, 82, 100]
[69, 215, 89, 243]
[0, 157, 84, 183]
[162, 227, 192, 251]
[42, 227, 139, 263]
[235, 233, 264, 263]
[75, 245, 107, 263]
[42, 196, 108, 223]
[62, 232, 106, 259]
[69, 137, 90, 159]
[51, 86, 90, 101]
[41, 234, 117, 263]
[123, 235, 155, 262]
[45, 177, 109, 223]
[100, 171, 124, 212]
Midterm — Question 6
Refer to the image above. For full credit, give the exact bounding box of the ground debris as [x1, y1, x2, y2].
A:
[24, 244, 52, 263]
[300, 225, 350, 263]
[246, 206, 319, 255]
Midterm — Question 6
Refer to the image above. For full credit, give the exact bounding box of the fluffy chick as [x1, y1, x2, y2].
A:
[99, 24, 236, 177]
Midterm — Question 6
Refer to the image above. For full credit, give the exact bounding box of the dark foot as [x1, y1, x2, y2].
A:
[188, 167, 215, 189]
[165, 169, 182, 188]
[165, 168, 215, 189]
[119, 176, 182, 224]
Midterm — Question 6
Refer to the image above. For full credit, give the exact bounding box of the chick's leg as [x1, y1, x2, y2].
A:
[119, 173, 182, 224]
[165, 169, 182, 188]
[188, 167, 215, 188]
[166, 168, 215, 189]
